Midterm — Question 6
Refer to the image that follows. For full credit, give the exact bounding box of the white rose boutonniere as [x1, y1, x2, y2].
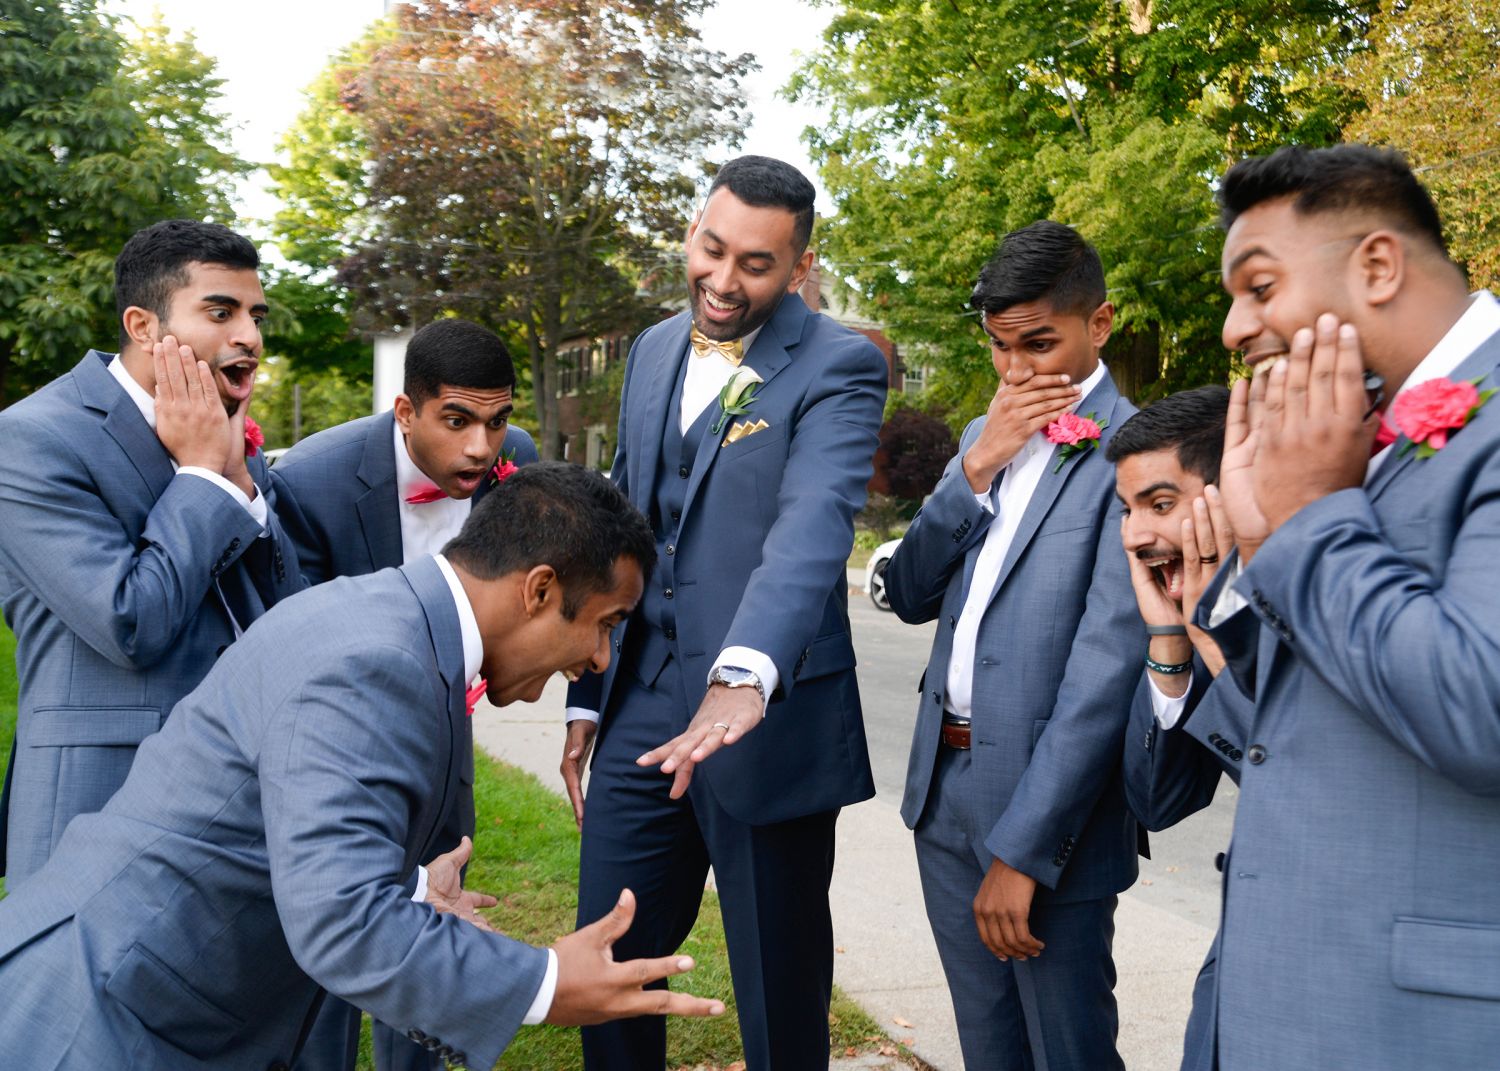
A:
[711, 367, 763, 435]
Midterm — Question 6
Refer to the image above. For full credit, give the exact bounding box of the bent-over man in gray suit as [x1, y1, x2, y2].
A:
[0, 463, 726, 1070]
[0, 219, 302, 885]
[885, 222, 1144, 1070]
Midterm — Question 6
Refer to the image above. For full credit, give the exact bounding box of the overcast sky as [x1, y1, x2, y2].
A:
[106, 0, 836, 241]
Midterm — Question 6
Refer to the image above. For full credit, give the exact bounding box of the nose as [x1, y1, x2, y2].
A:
[230, 310, 263, 355]
[1222, 296, 1260, 354]
[709, 258, 738, 298]
[463, 422, 492, 462]
[1003, 353, 1034, 386]
[1122, 510, 1156, 553]
[590, 632, 612, 675]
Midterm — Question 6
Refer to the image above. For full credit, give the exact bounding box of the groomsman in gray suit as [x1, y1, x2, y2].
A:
[0, 219, 302, 886]
[885, 222, 1144, 1070]
[272, 318, 537, 1070]
[0, 463, 727, 1070]
[1198, 144, 1500, 1069]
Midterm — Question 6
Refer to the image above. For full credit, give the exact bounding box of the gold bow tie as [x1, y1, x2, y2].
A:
[690, 328, 744, 366]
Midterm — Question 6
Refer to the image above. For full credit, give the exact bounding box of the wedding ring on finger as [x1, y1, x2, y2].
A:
[1199, 555, 1219, 564]
[712, 722, 731, 732]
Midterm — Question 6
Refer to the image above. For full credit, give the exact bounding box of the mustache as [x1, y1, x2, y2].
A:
[1135, 546, 1181, 562]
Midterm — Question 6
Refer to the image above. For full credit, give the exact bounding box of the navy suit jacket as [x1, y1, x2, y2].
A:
[0, 350, 302, 883]
[270, 410, 539, 586]
[1196, 328, 1500, 1069]
[0, 559, 546, 1070]
[567, 296, 887, 824]
[886, 371, 1144, 902]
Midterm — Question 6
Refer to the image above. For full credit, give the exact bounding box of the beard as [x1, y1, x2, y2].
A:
[688, 280, 785, 343]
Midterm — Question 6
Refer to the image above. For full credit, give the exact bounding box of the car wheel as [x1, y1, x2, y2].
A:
[869, 557, 892, 611]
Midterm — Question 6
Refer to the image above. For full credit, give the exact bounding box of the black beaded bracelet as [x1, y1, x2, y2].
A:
[1145, 624, 1188, 636]
[1145, 653, 1193, 674]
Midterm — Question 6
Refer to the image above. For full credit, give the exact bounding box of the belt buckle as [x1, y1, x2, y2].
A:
[940, 719, 972, 750]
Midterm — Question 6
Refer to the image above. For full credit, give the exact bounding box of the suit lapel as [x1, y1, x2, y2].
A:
[355, 412, 403, 572]
[987, 372, 1122, 603]
[680, 296, 805, 525]
[402, 558, 468, 863]
[632, 314, 693, 512]
[77, 351, 176, 499]
[1366, 331, 1500, 501]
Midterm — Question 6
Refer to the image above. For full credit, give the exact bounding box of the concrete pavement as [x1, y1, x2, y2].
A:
[472, 667, 1216, 1070]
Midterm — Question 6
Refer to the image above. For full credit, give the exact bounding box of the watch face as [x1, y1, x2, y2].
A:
[717, 667, 754, 685]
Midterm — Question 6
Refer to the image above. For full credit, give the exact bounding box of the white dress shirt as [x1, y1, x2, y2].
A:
[433, 554, 558, 1025]
[566, 324, 777, 724]
[1182, 291, 1500, 728]
[108, 355, 268, 637]
[944, 361, 1109, 720]
[393, 418, 473, 563]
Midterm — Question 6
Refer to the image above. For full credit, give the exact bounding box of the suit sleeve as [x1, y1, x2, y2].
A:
[261, 644, 548, 1071]
[984, 485, 1147, 887]
[885, 418, 993, 625]
[269, 457, 335, 588]
[502, 426, 541, 466]
[717, 336, 887, 695]
[0, 414, 264, 669]
[246, 453, 308, 604]
[1123, 665, 1247, 832]
[1236, 476, 1500, 796]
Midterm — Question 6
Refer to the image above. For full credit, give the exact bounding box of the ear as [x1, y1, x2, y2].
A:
[521, 564, 560, 618]
[393, 394, 416, 435]
[121, 306, 160, 353]
[685, 209, 703, 248]
[1354, 231, 1404, 308]
[786, 249, 815, 296]
[1088, 301, 1116, 351]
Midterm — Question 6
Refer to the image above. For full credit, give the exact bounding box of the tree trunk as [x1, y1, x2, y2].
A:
[539, 292, 567, 461]
[1106, 321, 1162, 402]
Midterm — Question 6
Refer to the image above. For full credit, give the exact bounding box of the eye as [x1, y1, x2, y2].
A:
[489, 416, 510, 430]
[1249, 283, 1272, 301]
[1151, 497, 1177, 514]
[446, 417, 466, 430]
[208, 307, 230, 322]
[1030, 339, 1056, 353]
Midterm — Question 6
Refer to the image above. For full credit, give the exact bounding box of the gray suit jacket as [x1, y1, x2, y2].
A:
[886, 372, 1145, 901]
[270, 411, 539, 586]
[566, 297, 887, 824]
[0, 350, 302, 882]
[1197, 328, 1500, 1069]
[0, 558, 547, 1070]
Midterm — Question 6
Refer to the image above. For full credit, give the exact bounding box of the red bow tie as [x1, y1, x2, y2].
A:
[464, 677, 487, 717]
[405, 457, 519, 505]
[1371, 420, 1398, 457]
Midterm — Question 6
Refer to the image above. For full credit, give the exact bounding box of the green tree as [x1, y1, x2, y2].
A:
[0, 2, 247, 403]
[1344, 0, 1500, 289]
[272, 0, 755, 457]
[792, 0, 1378, 413]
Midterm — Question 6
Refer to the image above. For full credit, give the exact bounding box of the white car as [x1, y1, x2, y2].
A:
[862, 537, 902, 612]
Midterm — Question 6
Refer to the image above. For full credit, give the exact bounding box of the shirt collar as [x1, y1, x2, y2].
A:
[433, 554, 483, 685]
[1069, 360, 1109, 414]
[108, 355, 157, 430]
[392, 414, 447, 502]
[1392, 290, 1500, 401]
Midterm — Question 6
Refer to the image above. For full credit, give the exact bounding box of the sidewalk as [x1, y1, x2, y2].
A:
[473, 677, 1213, 1071]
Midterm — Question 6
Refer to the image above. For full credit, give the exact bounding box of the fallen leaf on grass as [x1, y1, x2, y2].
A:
[879, 1042, 899, 1056]
[892, 1016, 914, 1028]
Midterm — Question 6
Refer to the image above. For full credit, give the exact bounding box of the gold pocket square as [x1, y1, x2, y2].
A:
[722, 418, 770, 446]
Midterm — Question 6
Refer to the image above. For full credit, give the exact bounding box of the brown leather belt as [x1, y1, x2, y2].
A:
[940, 720, 972, 750]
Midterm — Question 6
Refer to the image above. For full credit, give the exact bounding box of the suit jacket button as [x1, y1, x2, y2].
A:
[664, 628, 676, 641]
[670, 509, 680, 521]
[678, 465, 689, 478]
[663, 588, 673, 599]
[1230, 748, 1243, 762]
[1214, 851, 1226, 873]
[1247, 744, 1267, 764]
[229, 537, 241, 551]
[614, 638, 622, 650]
[406, 1029, 427, 1043]
[949, 616, 957, 629]
[665, 543, 675, 555]
[1208, 733, 1223, 744]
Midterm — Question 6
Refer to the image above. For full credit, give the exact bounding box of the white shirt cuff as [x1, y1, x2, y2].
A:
[1207, 560, 1247, 627]
[973, 490, 996, 513]
[1148, 672, 1193, 730]
[411, 865, 428, 902]
[712, 647, 779, 714]
[523, 949, 559, 1025]
[179, 467, 269, 533]
[565, 707, 601, 724]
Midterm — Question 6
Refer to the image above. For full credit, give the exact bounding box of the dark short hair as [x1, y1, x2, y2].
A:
[1218, 144, 1448, 254]
[114, 220, 260, 348]
[708, 155, 817, 256]
[970, 220, 1107, 320]
[1106, 385, 1231, 485]
[444, 462, 654, 619]
[403, 319, 516, 407]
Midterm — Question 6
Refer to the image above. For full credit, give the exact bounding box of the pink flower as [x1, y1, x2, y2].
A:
[243, 415, 265, 458]
[490, 458, 519, 484]
[1045, 412, 1102, 446]
[1390, 378, 1480, 450]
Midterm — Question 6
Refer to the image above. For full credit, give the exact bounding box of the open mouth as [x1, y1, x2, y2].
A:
[451, 468, 486, 494]
[699, 285, 744, 323]
[1242, 348, 1286, 368]
[214, 357, 258, 401]
[1142, 554, 1185, 600]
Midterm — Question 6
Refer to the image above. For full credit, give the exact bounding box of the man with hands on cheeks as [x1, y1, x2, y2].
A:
[885, 221, 1145, 1071]
[0, 219, 301, 886]
[562, 156, 887, 1071]
[1192, 144, 1500, 1069]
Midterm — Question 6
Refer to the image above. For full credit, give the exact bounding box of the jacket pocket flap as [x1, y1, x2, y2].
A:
[1392, 916, 1500, 1000]
[105, 941, 248, 1058]
[798, 633, 857, 682]
[26, 707, 162, 748]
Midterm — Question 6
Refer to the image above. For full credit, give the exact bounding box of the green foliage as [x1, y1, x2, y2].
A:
[876, 405, 956, 501]
[0, 1, 247, 403]
[251, 355, 371, 452]
[1343, 0, 1500, 289]
[792, 0, 1380, 407]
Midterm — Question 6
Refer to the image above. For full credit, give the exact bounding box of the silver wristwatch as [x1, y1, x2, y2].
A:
[708, 665, 765, 701]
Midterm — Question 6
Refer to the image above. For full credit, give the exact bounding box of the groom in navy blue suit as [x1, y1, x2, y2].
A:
[562, 156, 888, 1069]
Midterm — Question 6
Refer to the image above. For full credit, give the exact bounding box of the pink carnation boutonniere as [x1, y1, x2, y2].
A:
[1045, 411, 1107, 473]
[1390, 376, 1495, 459]
[243, 415, 265, 458]
[488, 447, 519, 487]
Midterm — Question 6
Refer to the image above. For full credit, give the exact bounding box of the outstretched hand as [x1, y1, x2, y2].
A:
[423, 837, 498, 932]
[636, 684, 763, 799]
[545, 889, 727, 1026]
